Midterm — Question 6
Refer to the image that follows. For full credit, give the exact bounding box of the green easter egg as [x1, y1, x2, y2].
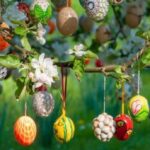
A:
[129, 95, 149, 122]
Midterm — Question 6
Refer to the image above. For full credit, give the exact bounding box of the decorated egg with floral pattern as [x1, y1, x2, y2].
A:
[114, 114, 133, 141]
[129, 95, 149, 122]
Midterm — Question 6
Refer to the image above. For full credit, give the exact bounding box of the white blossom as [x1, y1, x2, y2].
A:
[36, 23, 46, 45]
[31, 0, 50, 11]
[30, 53, 58, 88]
[67, 44, 87, 58]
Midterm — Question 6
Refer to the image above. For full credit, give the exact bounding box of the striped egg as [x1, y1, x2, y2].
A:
[83, 0, 109, 21]
[53, 113, 75, 143]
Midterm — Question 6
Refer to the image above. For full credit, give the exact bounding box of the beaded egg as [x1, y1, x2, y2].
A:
[83, 0, 109, 21]
[33, 91, 55, 117]
[114, 114, 133, 141]
[56, 7, 78, 35]
[93, 113, 116, 142]
[129, 95, 149, 122]
[53, 110, 75, 143]
[14, 116, 37, 146]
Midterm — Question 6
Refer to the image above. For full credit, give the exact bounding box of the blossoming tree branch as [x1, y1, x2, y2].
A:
[0, 0, 150, 146]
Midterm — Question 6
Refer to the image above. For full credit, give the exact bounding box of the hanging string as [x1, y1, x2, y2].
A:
[137, 66, 140, 95]
[121, 81, 125, 115]
[24, 101, 27, 116]
[61, 67, 68, 113]
[66, 0, 72, 7]
[103, 76, 106, 113]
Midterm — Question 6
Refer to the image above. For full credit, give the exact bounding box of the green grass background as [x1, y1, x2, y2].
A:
[0, 70, 150, 150]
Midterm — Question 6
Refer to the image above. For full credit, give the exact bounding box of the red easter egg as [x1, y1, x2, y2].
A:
[14, 116, 37, 146]
[114, 114, 133, 141]
[0, 22, 11, 51]
[17, 2, 30, 16]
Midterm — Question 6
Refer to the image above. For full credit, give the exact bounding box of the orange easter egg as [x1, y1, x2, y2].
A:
[14, 116, 37, 146]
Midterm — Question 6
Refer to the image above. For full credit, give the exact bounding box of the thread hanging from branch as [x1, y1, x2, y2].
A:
[24, 101, 27, 116]
[103, 76, 106, 113]
[121, 82, 125, 115]
[137, 65, 141, 95]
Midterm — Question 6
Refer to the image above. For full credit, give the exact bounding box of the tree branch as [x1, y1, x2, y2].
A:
[0, 25, 148, 75]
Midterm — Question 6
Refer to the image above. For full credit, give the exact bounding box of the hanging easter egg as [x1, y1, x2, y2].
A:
[17, 2, 30, 18]
[93, 113, 116, 142]
[33, 91, 55, 117]
[53, 111, 75, 143]
[79, 16, 93, 32]
[0, 22, 11, 51]
[96, 26, 111, 44]
[0, 66, 8, 80]
[125, 4, 143, 28]
[110, 0, 124, 5]
[52, 0, 67, 11]
[114, 114, 133, 141]
[31, 0, 52, 23]
[84, 0, 109, 21]
[14, 116, 37, 146]
[129, 95, 149, 122]
[56, 7, 78, 35]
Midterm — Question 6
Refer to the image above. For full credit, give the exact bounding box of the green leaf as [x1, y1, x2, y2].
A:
[21, 36, 31, 51]
[0, 55, 21, 68]
[85, 51, 98, 59]
[73, 59, 84, 80]
[34, 4, 44, 18]
[137, 30, 150, 40]
[44, 6, 52, 20]
[15, 78, 26, 100]
[14, 26, 28, 36]
[33, 5, 51, 23]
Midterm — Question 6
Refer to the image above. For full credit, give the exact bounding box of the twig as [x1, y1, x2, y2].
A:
[0, 27, 34, 56]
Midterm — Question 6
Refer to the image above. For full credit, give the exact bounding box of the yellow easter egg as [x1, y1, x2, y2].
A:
[53, 111, 75, 143]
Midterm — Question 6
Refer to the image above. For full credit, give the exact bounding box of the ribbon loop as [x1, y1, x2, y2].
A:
[61, 67, 68, 111]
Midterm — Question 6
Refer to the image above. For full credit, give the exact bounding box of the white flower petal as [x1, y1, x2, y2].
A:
[39, 53, 45, 64]
[31, 59, 40, 69]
